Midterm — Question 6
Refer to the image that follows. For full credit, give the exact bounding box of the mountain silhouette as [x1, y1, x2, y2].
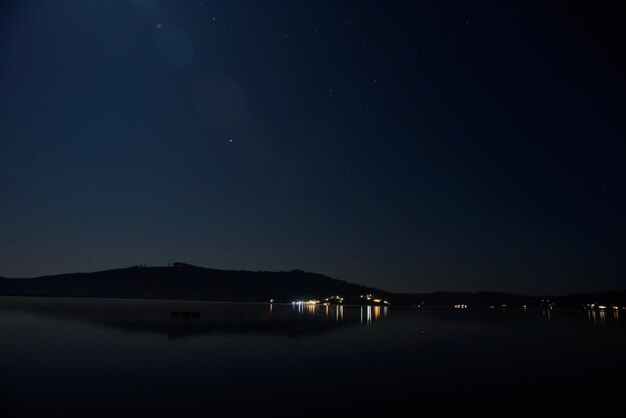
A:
[1, 263, 625, 308]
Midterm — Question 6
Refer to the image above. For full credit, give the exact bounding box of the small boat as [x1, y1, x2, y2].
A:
[170, 311, 201, 319]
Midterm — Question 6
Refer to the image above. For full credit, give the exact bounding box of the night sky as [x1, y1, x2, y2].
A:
[1, 1, 625, 294]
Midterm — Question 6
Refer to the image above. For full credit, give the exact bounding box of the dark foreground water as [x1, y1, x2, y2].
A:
[1, 297, 624, 416]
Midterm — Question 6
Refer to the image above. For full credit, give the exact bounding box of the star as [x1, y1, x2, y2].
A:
[229, 139, 233, 143]
[155, 22, 162, 30]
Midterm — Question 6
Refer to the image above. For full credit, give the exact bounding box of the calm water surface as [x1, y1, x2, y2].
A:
[1, 297, 624, 416]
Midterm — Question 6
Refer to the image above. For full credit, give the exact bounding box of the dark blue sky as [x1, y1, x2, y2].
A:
[1, 1, 625, 294]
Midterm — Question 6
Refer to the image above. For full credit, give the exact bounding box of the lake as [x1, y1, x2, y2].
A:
[1, 297, 624, 415]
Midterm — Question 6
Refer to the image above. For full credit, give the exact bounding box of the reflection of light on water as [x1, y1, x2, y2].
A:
[586, 307, 618, 325]
[292, 303, 319, 315]
[335, 305, 344, 322]
[291, 300, 321, 316]
[358, 305, 388, 325]
[587, 309, 596, 325]
[291, 302, 384, 325]
[373, 306, 381, 320]
[269, 303, 273, 314]
[542, 308, 552, 324]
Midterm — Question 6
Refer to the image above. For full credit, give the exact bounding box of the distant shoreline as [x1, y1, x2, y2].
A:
[2, 263, 625, 309]
[0, 294, 622, 312]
